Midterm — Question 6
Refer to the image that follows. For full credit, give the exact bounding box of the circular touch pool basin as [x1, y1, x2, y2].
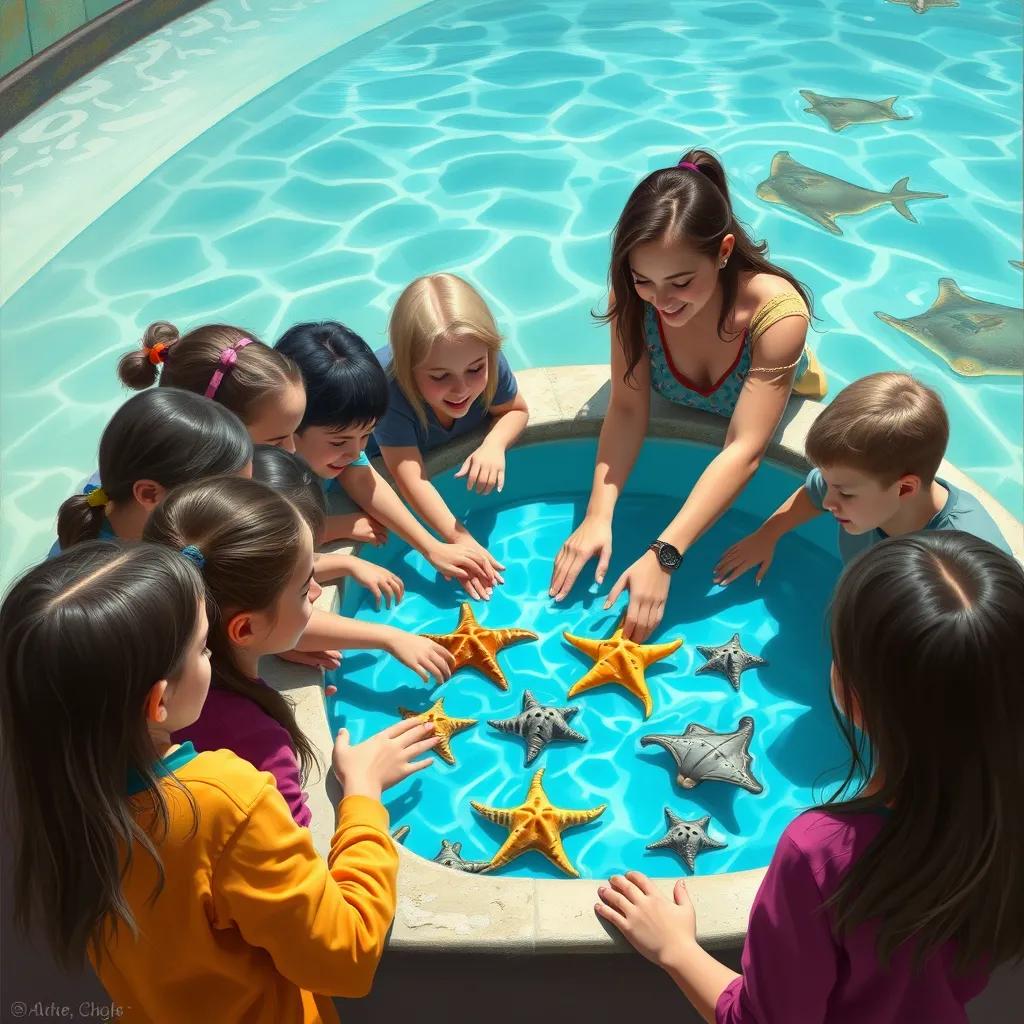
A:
[327, 436, 848, 881]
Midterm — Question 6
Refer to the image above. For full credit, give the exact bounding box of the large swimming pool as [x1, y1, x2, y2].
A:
[1, 0, 1020, 590]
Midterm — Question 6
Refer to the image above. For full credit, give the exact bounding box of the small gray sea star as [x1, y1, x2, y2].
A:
[696, 634, 766, 691]
[488, 689, 587, 765]
[647, 808, 727, 871]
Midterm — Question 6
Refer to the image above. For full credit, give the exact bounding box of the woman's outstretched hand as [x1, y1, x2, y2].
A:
[604, 549, 671, 642]
[550, 516, 613, 602]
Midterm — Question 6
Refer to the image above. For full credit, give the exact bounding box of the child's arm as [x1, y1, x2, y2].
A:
[713, 484, 822, 586]
[339, 463, 498, 599]
[213, 720, 437, 999]
[454, 392, 529, 494]
[296, 607, 454, 685]
[313, 552, 404, 608]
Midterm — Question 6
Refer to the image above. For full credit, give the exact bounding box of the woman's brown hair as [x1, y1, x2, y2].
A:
[599, 148, 814, 384]
[143, 477, 320, 782]
[118, 322, 302, 425]
[824, 531, 1024, 970]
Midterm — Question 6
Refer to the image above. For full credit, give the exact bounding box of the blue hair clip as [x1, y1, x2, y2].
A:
[180, 545, 206, 570]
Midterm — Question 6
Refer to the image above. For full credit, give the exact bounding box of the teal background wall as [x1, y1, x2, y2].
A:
[1, 0, 123, 78]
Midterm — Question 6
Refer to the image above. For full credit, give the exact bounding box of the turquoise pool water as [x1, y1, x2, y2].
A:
[327, 438, 849, 878]
[0, 0, 1020, 589]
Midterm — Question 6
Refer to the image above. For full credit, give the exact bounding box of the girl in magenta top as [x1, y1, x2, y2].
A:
[596, 531, 1023, 1022]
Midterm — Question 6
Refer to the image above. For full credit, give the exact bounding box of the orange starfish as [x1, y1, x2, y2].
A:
[471, 768, 605, 877]
[421, 602, 537, 691]
[563, 622, 683, 718]
[397, 697, 476, 766]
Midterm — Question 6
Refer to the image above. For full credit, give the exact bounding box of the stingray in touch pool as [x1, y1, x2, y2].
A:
[876, 279, 1023, 377]
[756, 152, 946, 236]
[799, 90, 910, 132]
[885, 0, 959, 13]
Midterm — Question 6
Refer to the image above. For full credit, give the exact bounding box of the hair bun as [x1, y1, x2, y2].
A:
[142, 321, 180, 351]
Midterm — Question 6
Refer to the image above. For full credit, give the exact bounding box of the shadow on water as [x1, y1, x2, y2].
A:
[635, 746, 745, 833]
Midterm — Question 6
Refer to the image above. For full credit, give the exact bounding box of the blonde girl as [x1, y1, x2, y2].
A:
[370, 273, 529, 577]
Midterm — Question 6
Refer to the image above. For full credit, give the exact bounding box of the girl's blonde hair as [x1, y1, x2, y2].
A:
[387, 274, 503, 427]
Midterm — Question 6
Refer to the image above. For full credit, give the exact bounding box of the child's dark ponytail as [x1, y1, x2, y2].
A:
[117, 321, 180, 390]
[600, 146, 814, 385]
[56, 390, 253, 550]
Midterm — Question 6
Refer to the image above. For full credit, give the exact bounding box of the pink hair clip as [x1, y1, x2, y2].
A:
[204, 337, 252, 399]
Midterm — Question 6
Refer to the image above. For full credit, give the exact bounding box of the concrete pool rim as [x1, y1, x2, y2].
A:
[274, 364, 1022, 955]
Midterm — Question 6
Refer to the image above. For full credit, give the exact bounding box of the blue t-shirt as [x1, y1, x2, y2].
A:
[805, 468, 1012, 563]
[366, 345, 518, 458]
[321, 450, 370, 494]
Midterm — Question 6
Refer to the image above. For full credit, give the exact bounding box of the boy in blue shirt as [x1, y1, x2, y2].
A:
[714, 372, 1012, 584]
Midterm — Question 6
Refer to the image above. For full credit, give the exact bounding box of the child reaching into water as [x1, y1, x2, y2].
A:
[0, 541, 438, 1021]
[52, 388, 253, 554]
[276, 320, 499, 600]
[369, 274, 529, 573]
[714, 372, 1011, 584]
[143, 476, 453, 823]
[597, 531, 1023, 1022]
[119, 320, 306, 450]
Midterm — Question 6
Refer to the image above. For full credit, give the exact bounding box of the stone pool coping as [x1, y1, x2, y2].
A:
[262, 364, 1023, 954]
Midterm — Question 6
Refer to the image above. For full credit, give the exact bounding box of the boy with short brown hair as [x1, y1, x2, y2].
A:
[714, 372, 1011, 584]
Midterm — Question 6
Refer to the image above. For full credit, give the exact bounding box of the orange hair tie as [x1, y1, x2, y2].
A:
[148, 341, 170, 366]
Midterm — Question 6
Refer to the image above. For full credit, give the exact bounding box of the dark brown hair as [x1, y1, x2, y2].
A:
[251, 445, 327, 543]
[0, 541, 204, 967]
[56, 389, 253, 550]
[599, 148, 813, 384]
[142, 477, 320, 781]
[824, 531, 1024, 970]
[806, 372, 949, 485]
[118, 321, 303, 425]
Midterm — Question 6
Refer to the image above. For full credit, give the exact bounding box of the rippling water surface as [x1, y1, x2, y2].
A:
[1, 0, 1020, 587]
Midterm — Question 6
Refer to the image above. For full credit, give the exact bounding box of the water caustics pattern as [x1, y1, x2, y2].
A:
[327, 439, 849, 879]
[1, 0, 1021, 586]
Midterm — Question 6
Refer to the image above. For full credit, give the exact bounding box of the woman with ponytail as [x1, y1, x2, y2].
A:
[119, 321, 306, 450]
[551, 148, 828, 640]
[53, 389, 253, 554]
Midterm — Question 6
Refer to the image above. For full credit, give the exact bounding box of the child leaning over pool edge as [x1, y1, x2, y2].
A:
[714, 371, 1011, 585]
[598, 531, 1023, 1023]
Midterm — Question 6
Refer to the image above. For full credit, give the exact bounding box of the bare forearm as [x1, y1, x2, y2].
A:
[393, 471, 462, 543]
[483, 408, 528, 452]
[298, 608, 398, 653]
[661, 942, 740, 1023]
[661, 444, 760, 552]
[313, 552, 359, 584]
[587, 402, 647, 521]
[759, 485, 822, 541]
[343, 469, 437, 554]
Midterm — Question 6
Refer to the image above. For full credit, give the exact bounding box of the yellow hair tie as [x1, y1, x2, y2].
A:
[85, 487, 109, 509]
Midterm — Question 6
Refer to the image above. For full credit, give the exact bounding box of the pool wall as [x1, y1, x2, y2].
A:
[269, 364, 1023, 956]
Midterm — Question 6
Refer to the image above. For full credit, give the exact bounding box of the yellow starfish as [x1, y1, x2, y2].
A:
[421, 602, 537, 691]
[471, 768, 605, 877]
[562, 622, 683, 718]
[397, 697, 476, 766]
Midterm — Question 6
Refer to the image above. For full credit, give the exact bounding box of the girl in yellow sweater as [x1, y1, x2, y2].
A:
[0, 540, 437, 1023]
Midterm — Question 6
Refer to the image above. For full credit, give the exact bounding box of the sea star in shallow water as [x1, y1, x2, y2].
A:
[647, 808, 727, 871]
[562, 623, 682, 718]
[695, 633, 766, 691]
[488, 689, 587, 765]
[471, 768, 605, 877]
[421, 602, 537, 691]
[397, 696, 476, 766]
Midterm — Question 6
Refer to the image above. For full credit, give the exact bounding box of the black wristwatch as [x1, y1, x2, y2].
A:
[649, 540, 683, 572]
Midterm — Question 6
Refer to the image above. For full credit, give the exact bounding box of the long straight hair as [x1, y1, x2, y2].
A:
[0, 542, 205, 967]
[823, 531, 1024, 969]
[142, 477, 320, 781]
[56, 389, 253, 550]
[600, 148, 813, 384]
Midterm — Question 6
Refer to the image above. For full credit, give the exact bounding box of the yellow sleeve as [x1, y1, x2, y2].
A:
[211, 784, 398, 998]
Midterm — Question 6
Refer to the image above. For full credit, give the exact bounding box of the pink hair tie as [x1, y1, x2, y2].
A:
[204, 337, 252, 399]
[678, 160, 701, 173]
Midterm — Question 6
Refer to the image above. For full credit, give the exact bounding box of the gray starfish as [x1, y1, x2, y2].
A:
[696, 634, 766, 691]
[391, 825, 411, 844]
[756, 151, 946, 236]
[876, 278, 1023, 377]
[800, 90, 910, 132]
[640, 716, 764, 794]
[885, 0, 958, 13]
[647, 809, 727, 871]
[433, 839, 490, 873]
[488, 690, 587, 766]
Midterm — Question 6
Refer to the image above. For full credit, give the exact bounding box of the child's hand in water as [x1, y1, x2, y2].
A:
[714, 527, 777, 586]
[425, 541, 502, 601]
[455, 442, 506, 495]
[277, 648, 342, 671]
[338, 512, 389, 547]
[595, 872, 697, 969]
[383, 630, 455, 685]
[332, 719, 439, 800]
[348, 558, 405, 609]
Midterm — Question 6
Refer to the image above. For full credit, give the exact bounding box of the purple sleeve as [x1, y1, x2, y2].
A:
[716, 834, 837, 1024]
[253, 735, 312, 828]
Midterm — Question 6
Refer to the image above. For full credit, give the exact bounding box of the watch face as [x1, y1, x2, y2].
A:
[656, 543, 681, 569]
